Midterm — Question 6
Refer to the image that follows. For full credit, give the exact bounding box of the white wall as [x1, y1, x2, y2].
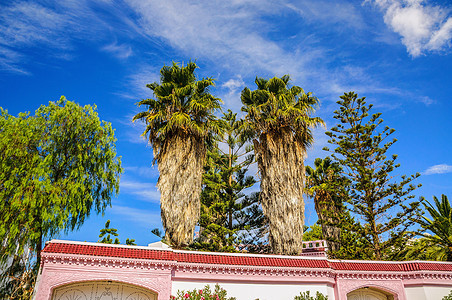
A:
[172, 281, 335, 300]
[405, 286, 452, 300]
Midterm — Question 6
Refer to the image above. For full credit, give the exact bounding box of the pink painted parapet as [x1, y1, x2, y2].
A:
[34, 240, 452, 300]
[34, 241, 174, 300]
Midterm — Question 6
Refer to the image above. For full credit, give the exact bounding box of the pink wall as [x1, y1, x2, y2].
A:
[34, 240, 452, 300]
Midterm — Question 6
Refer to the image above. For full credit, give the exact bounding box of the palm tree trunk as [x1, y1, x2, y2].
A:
[254, 128, 305, 255]
[157, 132, 206, 247]
[315, 192, 341, 253]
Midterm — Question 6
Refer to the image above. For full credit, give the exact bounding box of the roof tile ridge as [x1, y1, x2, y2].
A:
[412, 260, 452, 265]
[173, 249, 328, 260]
[44, 239, 175, 252]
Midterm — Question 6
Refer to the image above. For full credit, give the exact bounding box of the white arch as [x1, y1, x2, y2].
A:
[50, 280, 158, 300]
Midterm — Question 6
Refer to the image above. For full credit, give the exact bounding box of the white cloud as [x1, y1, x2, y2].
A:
[306, 126, 329, 163]
[124, 166, 159, 178]
[0, 0, 136, 73]
[423, 164, 452, 175]
[0, 2, 71, 72]
[120, 179, 160, 202]
[286, 0, 365, 30]
[127, 65, 160, 98]
[0, 2, 69, 47]
[372, 0, 452, 56]
[110, 205, 161, 227]
[427, 17, 452, 51]
[223, 76, 245, 93]
[0, 0, 439, 108]
[124, 0, 321, 80]
[102, 41, 133, 60]
[419, 95, 435, 105]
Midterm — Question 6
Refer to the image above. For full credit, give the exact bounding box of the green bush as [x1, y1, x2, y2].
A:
[294, 291, 328, 300]
[442, 290, 452, 300]
[171, 284, 236, 300]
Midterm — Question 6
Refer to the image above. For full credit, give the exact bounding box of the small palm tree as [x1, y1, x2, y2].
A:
[241, 75, 324, 255]
[133, 61, 222, 247]
[306, 157, 346, 253]
[417, 194, 452, 261]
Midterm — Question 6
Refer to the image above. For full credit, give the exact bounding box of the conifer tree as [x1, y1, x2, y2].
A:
[324, 92, 423, 260]
[194, 110, 266, 252]
[98, 220, 120, 244]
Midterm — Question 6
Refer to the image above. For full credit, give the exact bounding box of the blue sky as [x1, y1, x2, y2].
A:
[1, 0, 451, 246]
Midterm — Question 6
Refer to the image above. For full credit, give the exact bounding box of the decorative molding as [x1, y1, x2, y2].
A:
[337, 278, 406, 300]
[173, 262, 336, 283]
[41, 253, 175, 271]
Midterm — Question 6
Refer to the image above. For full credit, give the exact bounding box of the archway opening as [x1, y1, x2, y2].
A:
[347, 287, 395, 300]
[51, 280, 158, 300]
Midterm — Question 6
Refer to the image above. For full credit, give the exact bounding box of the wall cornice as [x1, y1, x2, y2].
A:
[41, 252, 176, 271]
[173, 262, 336, 283]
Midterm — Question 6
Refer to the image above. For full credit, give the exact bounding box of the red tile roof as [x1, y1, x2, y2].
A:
[43, 242, 174, 261]
[174, 252, 330, 268]
[42, 241, 452, 272]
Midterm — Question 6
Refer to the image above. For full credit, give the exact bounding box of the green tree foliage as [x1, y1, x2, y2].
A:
[133, 61, 222, 247]
[302, 224, 323, 242]
[241, 75, 324, 255]
[401, 237, 441, 261]
[306, 157, 347, 253]
[305, 158, 365, 259]
[0, 97, 122, 297]
[324, 92, 422, 260]
[98, 220, 120, 244]
[97, 220, 136, 245]
[294, 291, 328, 300]
[126, 238, 137, 246]
[416, 195, 452, 261]
[194, 110, 266, 252]
[442, 290, 452, 300]
[171, 284, 236, 300]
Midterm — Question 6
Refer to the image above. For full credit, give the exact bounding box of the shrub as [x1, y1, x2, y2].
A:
[294, 291, 328, 300]
[442, 290, 452, 300]
[171, 284, 236, 300]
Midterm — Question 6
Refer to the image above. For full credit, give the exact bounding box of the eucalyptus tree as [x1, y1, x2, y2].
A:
[133, 62, 222, 247]
[241, 75, 324, 255]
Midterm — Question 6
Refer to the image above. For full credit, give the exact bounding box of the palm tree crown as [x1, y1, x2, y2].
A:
[133, 61, 222, 161]
[417, 194, 452, 261]
[241, 75, 323, 147]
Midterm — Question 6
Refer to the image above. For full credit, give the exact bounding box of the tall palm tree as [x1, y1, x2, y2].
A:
[306, 157, 346, 254]
[133, 61, 222, 247]
[417, 194, 452, 261]
[241, 75, 324, 255]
